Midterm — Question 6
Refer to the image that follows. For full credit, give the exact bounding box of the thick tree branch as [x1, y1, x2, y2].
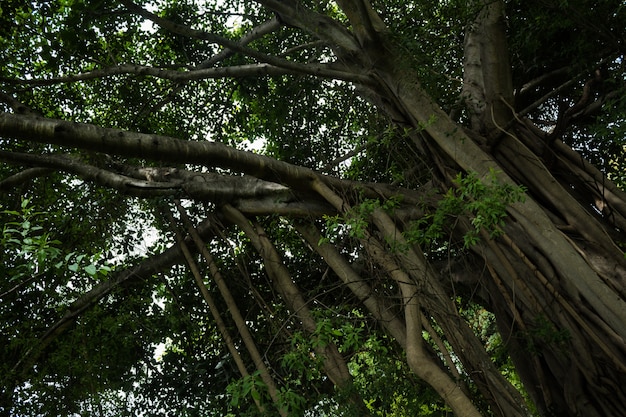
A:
[462, 0, 514, 136]
[252, 0, 361, 55]
[0, 150, 180, 194]
[0, 149, 335, 216]
[0, 112, 417, 204]
[0, 92, 41, 116]
[334, 0, 387, 48]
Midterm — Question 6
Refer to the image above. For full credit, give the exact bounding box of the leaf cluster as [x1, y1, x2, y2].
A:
[406, 169, 527, 249]
[1, 198, 62, 281]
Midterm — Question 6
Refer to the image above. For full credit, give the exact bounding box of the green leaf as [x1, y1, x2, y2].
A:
[84, 264, 97, 276]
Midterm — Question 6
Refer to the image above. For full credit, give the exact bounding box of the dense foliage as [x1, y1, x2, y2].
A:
[1, 1, 625, 416]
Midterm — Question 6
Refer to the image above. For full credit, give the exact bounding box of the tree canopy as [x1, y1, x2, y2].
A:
[1, 0, 625, 416]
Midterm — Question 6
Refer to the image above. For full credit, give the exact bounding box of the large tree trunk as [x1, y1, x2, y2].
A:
[342, 2, 626, 416]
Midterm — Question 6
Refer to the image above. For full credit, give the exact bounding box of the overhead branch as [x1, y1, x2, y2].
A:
[139, 17, 281, 118]
[252, 0, 361, 54]
[0, 167, 53, 191]
[0, 112, 419, 204]
[120, 0, 368, 83]
[0, 149, 335, 216]
[0, 62, 370, 87]
[0, 150, 181, 197]
[517, 66, 571, 98]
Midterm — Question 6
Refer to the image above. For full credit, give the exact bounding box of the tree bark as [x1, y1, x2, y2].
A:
[222, 204, 371, 415]
[175, 204, 288, 416]
[166, 211, 272, 415]
[2, 0, 626, 415]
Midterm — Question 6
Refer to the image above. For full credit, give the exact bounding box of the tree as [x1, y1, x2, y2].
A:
[1, 0, 625, 416]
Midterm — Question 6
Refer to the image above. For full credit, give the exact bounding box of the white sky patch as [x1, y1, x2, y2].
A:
[153, 337, 172, 361]
[243, 135, 267, 152]
[140, 2, 158, 33]
[140, 19, 157, 33]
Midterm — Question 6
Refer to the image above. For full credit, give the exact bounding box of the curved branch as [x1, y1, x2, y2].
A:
[1, 62, 369, 86]
[120, 0, 369, 84]
[0, 167, 53, 190]
[0, 112, 418, 204]
[0, 150, 180, 197]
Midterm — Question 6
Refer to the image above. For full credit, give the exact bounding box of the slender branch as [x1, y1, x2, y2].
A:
[0, 167, 53, 190]
[198, 17, 281, 68]
[1, 62, 369, 86]
[293, 220, 407, 347]
[0, 272, 45, 299]
[517, 66, 571, 97]
[222, 204, 361, 397]
[140, 18, 281, 118]
[120, 0, 370, 84]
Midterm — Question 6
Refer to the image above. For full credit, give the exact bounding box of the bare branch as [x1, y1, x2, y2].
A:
[1, 62, 369, 86]
[0, 112, 417, 203]
[120, 0, 369, 83]
[0, 167, 53, 190]
[0, 150, 180, 197]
